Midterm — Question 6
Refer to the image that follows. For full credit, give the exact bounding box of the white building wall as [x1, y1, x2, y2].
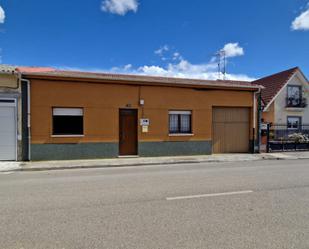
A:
[274, 72, 309, 125]
[0, 73, 22, 160]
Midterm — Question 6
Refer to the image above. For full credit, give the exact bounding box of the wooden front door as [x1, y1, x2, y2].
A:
[212, 107, 250, 153]
[119, 109, 138, 156]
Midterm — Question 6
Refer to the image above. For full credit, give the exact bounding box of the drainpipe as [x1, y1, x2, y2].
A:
[257, 90, 262, 153]
[253, 88, 262, 153]
[21, 78, 31, 161]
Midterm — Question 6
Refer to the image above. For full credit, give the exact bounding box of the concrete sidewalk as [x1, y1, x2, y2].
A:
[1, 152, 309, 172]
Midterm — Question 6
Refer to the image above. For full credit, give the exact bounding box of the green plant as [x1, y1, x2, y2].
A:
[269, 132, 275, 139]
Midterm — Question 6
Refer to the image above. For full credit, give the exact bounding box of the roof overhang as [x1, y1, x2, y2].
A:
[22, 72, 263, 92]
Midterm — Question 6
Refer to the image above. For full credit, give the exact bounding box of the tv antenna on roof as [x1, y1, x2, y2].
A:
[216, 49, 226, 80]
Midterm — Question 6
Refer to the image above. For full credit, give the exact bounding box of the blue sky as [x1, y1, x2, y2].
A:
[0, 0, 308, 80]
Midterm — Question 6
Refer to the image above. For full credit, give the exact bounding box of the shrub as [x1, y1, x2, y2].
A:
[288, 133, 309, 143]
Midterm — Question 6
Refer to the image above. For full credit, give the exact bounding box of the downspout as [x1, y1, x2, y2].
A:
[253, 88, 261, 153]
[257, 90, 262, 153]
[21, 78, 31, 161]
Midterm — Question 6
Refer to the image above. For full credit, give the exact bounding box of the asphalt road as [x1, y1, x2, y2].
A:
[1, 159, 309, 249]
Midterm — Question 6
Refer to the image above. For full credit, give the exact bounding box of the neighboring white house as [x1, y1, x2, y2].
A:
[254, 67, 309, 128]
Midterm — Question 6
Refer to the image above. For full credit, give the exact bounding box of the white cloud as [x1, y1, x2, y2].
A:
[154, 45, 169, 56]
[0, 6, 5, 23]
[154, 45, 184, 62]
[123, 64, 132, 70]
[110, 63, 132, 72]
[222, 43, 244, 58]
[172, 52, 183, 61]
[101, 0, 138, 15]
[137, 59, 254, 81]
[292, 7, 309, 31]
[110, 58, 255, 81]
[57, 43, 253, 82]
[107, 42, 252, 81]
[57, 60, 255, 81]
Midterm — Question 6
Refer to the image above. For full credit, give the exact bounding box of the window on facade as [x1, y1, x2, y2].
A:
[287, 86, 301, 107]
[169, 111, 192, 134]
[52, 108, 84, 135]
[287, 116, 302, 129]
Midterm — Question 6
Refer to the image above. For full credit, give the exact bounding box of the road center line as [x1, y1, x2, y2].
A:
[166, 190, 253, 201]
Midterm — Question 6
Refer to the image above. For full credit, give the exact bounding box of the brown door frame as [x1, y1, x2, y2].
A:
[212, 106, 251, 153]
[119, 108, 138, 156]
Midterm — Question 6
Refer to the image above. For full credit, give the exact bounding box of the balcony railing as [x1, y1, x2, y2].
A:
[286, 97, 308, 108]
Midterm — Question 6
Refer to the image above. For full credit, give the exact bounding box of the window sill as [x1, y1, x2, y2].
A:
[51, 135, 85, 138]
[169, 133, 194, 137]
[285, 107, 305, 112]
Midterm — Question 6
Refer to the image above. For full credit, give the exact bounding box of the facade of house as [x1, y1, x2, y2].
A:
[4, 65, 309, 161]
[254, 67, 309, 128]
[12, 70, 261, 161]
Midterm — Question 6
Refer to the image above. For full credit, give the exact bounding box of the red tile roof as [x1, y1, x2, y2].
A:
[252, 67, 299, 107]
[16, 66, 55, 73]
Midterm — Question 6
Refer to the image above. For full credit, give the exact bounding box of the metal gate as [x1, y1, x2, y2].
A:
[264, 124, 309, 152]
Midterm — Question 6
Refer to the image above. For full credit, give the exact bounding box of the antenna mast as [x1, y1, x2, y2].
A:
[216, 49, 226, 80]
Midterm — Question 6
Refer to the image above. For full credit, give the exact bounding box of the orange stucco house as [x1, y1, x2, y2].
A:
[0, 67, 261, 160]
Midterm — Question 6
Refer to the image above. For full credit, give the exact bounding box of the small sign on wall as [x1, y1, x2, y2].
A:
[140, 118, 150, 133]
[261, 123, 268, 130]
[140, 118, 150, 126]
[142, 126, 149, 133]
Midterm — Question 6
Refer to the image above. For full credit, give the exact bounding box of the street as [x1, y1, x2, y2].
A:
[1, 159, 309, 249]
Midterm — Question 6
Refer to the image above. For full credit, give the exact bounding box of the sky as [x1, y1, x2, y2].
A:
[0, 0, 309, 81]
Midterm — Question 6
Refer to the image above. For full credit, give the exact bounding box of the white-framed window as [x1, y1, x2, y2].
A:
[169, 110, 192, 134]
[287, 116, 302, 129]
[52, 108, 84, 135]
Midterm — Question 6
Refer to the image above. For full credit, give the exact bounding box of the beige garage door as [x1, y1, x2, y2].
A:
[213, 107, 250, 153]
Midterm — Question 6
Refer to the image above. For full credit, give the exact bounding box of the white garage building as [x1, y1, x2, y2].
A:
[0, 99, 17, 160]
[0, 65, 22, 161]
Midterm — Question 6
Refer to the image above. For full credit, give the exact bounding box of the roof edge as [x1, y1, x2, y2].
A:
[255, 67, 300, 110]
[22, 71, 262, 91]
[263, 68, 299, 111]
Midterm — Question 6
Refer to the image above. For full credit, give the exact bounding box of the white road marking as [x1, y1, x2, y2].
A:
[166, 190, 253, 201]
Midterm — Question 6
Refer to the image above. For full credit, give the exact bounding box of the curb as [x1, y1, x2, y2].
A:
[3, 155, 309, 173]
[13, 158, 260, 172]
[15, 160, 201, 172]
